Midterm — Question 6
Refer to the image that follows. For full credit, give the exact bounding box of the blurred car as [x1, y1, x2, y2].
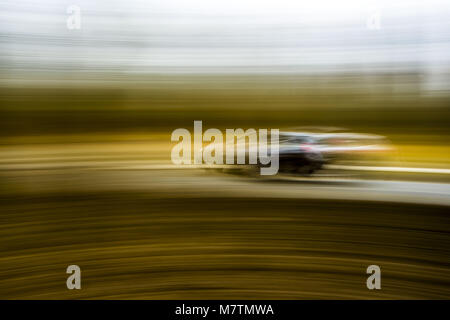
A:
[255, 129, 392, 176]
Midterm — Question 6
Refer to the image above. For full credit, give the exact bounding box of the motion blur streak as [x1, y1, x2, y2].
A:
[0, 0, 449, 299]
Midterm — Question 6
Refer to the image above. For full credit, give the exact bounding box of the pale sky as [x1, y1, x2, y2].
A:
[1, 0, 450, 75]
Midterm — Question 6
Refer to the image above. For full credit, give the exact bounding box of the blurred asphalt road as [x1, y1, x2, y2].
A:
[1, 167, 450, 206]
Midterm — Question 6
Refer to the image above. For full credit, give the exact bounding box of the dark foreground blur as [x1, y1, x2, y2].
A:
[1, 192, 449, 299]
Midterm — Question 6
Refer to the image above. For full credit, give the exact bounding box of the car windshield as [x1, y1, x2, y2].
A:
[279, 134, 314, 144]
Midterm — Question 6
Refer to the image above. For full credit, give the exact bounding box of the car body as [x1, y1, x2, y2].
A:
[256, 130, 391, 176]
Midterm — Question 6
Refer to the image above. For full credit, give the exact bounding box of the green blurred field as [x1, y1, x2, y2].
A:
[1, 74, 449, 138]
[1, 74, 449, 167]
